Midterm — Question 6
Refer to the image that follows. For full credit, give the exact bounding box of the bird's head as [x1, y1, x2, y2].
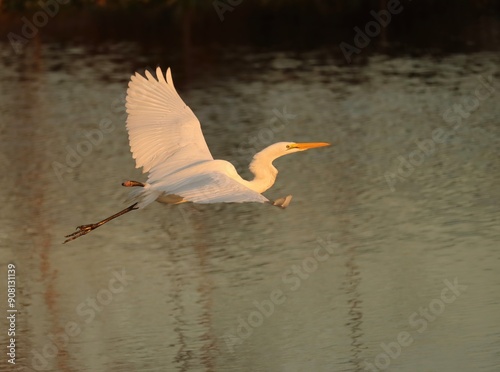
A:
[248, 141, 331, 192]
[252, 141, 331, 165]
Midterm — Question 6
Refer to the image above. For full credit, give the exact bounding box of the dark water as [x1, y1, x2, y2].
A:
[0, 41, 499, 372]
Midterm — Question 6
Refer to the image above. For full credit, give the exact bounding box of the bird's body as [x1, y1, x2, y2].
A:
[131, 142, 294, 208]
[64, 67, 330, 243]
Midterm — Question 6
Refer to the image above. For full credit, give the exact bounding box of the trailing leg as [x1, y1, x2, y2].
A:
[63, 203, 138, 244]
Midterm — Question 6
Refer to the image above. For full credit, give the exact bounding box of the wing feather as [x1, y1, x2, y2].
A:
[157, 172, 269, 204]
[126, 67, 213, 175]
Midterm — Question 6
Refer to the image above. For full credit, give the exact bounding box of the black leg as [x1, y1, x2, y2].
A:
[63, 203, 138, 244]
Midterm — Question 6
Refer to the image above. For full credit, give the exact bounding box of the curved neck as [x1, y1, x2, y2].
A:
[245, 158, 278, 193]
[242, 146, 284, 193]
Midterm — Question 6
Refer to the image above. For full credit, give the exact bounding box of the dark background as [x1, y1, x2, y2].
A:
[2, 0, 500, 58]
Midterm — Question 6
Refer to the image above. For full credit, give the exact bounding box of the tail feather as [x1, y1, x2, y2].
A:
[127, 184, 160, 208]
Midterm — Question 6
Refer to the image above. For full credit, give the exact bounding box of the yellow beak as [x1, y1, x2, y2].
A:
[294, 142, 331, 150]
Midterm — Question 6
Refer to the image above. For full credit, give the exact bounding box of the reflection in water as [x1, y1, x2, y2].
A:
[168, 217, 217, 372]
[192, 220, 217, 372]
[10, 40, 74, 372]
[337, 157, 365, 372]
[344, 245, 364, 372]
[0, 41, 499, 372]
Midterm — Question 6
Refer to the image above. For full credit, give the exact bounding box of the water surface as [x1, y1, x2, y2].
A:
[0, 43, 499, 371]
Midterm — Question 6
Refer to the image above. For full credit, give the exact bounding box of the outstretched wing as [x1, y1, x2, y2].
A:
[156, 171, 270, 204]
[126, 67, 269, 208]
[126, 67, 213, 176]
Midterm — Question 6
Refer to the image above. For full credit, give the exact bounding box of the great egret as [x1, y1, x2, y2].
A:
[64, 67, 330, 243]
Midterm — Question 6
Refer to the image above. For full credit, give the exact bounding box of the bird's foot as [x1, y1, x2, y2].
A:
[122, 180, 145, 187]
[272, 195, 293, 209]
[63, 223, 99, 244]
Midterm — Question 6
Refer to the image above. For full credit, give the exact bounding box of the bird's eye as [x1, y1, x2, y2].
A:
[286, 145, 291, 149]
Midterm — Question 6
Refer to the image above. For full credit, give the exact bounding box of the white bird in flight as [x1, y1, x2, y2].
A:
[64, 67, 330, 243]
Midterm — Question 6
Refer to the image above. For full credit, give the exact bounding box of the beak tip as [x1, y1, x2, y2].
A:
[296, 142, 331, 149]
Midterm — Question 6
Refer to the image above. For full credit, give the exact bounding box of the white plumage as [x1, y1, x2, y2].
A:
[126, 67, 271, 207]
